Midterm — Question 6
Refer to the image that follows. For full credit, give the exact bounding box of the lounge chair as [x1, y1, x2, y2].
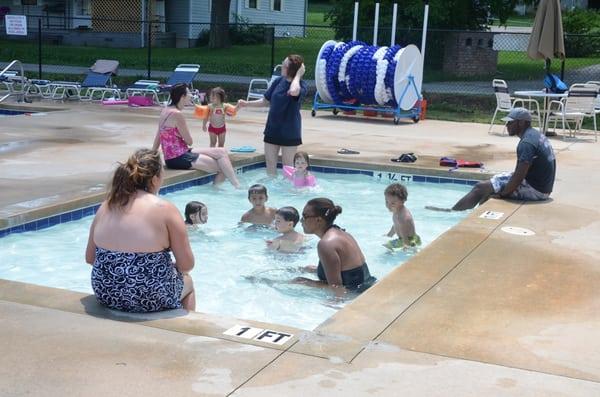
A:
[49, 59, 120, 101]
[125, 64, 201, 105]
[247, 64, 282, 101]
[125, 80, 162, 105]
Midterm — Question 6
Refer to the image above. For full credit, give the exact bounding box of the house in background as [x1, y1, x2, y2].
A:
[169, 0, 308, 48]
[515, 0, 600, 14]
[0, 0, 308, 48]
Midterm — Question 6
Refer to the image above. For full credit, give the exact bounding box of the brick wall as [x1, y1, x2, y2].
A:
[443, 32, 498, 77]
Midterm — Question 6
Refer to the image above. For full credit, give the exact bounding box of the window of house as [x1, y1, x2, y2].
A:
[272, 0, 282, 11]
[74, 0, 91, 15]
[247, 0, 258, 9]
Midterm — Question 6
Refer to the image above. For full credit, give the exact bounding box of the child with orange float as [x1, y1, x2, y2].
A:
[194, 87, 237, 148]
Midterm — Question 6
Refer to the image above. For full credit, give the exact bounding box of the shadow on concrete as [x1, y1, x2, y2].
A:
[312, 114, 418, 126]
[80, 295, 189, 323]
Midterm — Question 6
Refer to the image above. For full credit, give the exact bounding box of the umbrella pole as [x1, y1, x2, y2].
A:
[545, 58, 551, 75]
[560, 59, 565, 81]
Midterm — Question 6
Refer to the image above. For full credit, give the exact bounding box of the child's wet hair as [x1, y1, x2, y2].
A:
[276, 206, 300, 227]
[294, 151, 310, 166]
[248, 184, 268, 198]
[384, 183, 408, 201]
[210, 86, 225, 103]
[184, 201, 206, 224]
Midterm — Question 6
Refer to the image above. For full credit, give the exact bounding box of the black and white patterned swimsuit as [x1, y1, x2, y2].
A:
[91, 246, 184, 312]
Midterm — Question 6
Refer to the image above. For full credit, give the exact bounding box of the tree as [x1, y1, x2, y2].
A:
[325, 0, 520, 41]
[209, 0, 231, 49]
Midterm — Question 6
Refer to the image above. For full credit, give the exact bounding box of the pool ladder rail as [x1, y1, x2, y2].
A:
[0, 60, 29, 103]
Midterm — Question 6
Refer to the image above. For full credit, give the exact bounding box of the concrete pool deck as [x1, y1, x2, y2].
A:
[0, 101, 599, 396]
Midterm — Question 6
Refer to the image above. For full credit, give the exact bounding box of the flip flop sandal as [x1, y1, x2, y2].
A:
[337, 148, 360, 155]
[391, 153, 417, 163]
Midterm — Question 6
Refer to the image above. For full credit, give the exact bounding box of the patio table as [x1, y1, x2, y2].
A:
[513, 90, 567, 135]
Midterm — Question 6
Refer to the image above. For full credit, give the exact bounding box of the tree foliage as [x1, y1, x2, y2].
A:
[325, 0, 520, 40]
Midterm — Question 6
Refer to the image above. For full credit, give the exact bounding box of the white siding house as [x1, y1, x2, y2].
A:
[170, 0, 307, 46]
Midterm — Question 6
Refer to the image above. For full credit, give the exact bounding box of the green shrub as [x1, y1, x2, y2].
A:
[563, 9, 600, 57]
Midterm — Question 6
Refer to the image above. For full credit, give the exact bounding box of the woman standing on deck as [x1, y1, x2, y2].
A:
[86, 148, 195, 312]
[152, 83, 240, 188]
[237, 54, 307, 176]
[295, 198, 376, 292]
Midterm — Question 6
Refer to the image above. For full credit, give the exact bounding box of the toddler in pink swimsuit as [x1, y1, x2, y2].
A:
[283, 151, 317, 188]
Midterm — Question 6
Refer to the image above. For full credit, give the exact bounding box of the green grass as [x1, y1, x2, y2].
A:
[307, 1, 332, 26]
[3, 36, 599, 84]
[505, 14, 534, 27]
[0, 26, 333, 78]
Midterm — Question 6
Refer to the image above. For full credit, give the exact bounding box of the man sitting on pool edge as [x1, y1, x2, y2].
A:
[427, 107, 556, 211]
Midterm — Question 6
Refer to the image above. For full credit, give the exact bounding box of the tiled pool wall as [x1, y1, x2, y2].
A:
[0, 162, 477, 238]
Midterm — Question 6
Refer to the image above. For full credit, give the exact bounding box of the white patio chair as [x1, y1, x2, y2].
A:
[489, 79, 541, 134]
[247, 64, 282, 101]
[545, 83, 598, 142]
[586, 80, 600, 135]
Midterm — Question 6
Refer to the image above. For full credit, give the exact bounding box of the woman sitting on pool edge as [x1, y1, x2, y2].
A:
[85, 148, 195, 312]
[294, 198, 376, 292]
[152, 82, 240, 188]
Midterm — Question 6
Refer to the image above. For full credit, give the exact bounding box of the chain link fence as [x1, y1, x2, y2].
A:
[1, 14, 600, 99]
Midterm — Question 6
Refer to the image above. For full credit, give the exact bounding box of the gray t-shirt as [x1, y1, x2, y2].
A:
[517, 127, 556, 193]
[263, 76, 307, 145]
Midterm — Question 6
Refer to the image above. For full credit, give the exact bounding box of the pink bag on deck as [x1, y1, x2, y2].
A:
[128, 96, 154, 107]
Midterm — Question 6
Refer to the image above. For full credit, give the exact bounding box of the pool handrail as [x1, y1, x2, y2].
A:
[0, 59, 27, 103]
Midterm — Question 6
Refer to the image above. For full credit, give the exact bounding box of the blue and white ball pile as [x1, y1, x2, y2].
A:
[315, 41, 405, 107]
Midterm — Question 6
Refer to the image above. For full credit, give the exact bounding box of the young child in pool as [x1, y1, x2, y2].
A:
[266, 206, 304, 253]
[384, 183, 421, 250]
[282, 151, 317, 188]
[240, 184, 277, 226]
[184, 201, 208, 228]
[201, 87, 236, 148]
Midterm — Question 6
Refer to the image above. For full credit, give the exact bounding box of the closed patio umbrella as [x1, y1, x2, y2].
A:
[527, 0, 565, 75]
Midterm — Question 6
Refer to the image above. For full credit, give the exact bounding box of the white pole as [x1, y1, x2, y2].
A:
[352, 2, 359, 41]
[373, 2, 379, 46]
[421, 2, 429, 61]
[391, 3, 397, 46]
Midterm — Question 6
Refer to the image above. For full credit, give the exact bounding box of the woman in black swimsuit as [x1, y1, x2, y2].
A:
[296, 198, 375, 292]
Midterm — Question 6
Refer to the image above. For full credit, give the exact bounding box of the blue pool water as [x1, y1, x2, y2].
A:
[0, 109, 40, 117]
[0, 168, 471, 330]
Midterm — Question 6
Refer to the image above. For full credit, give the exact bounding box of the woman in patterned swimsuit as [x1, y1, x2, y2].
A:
[85, 149, 196, 312]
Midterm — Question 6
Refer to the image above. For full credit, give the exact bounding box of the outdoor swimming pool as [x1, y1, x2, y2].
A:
[0, 166, 472, 330]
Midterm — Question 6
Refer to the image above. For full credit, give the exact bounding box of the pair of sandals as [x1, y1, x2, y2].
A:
[391, 153, 417, 163]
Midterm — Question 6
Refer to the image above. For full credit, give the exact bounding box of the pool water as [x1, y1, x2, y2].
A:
[0, 168, 471, 330]
[0, 109, 39, 117]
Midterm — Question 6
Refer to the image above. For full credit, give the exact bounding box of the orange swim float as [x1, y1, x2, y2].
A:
[224, 103, 237, 117]
[194, 105, 209, 119]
